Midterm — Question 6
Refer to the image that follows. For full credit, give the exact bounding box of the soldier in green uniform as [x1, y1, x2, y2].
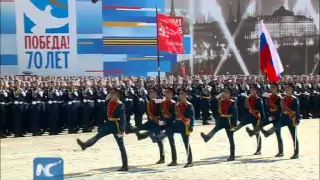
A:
[155, 87, 194, 168]
[200, 88, 238, 161]
[76, 87, 128, 171]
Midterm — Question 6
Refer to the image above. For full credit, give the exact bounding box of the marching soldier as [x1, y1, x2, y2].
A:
[132, 87, 165, 164]
[46, 81, 61, 135]
[200, 88, 238, 161]
[156, 87, 194, 168]
[79, 80, 95, 132]
[201, 78, 212, 125]
[29, 80, 45, 136]
[122, 80, 135, 131]
[247, 83, 284, 157]
[133, 79, 147, 128]
[94, 80, 108, 129]
[160, 87, 177, 166]
[300, 77, 311, 118]
[237, 77, 249, 122]
[230, 84, 265, 155]
[281, 83, 301, 159]
[76, 87, 128, 171]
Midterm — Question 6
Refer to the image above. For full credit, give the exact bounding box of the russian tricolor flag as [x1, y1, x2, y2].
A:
[260, 21, 284, 82]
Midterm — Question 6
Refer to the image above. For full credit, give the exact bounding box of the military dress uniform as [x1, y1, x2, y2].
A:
[0, 88, 9, 138]
[76, 88, 128, 171]
[94, 86, 107, 129]
[63, 86, 80, 133]
[191, 84, 201, 119]
[201, 89, 238, 161]
[210, 83, 223, 120]
[300, 82, 311, 118]
[10, 87, 27, 137]
[29, 87, 45, 135]
[122, 86, 135, 130]
[156, 88, 194, 168]
[133, 86, 147, 128]
[230, 85, 265, 155]
[247, 83, 284, 157]
[278, 83, 300, 159]
[133, 87, 165, 164]
[237, 83, 249, 122]
[159, 87, 178, 166]
[46, 87, 61, 135]
[79, 87, 95, 132]
[200, 84, 212, 125]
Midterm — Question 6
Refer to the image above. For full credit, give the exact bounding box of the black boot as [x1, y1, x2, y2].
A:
[290, 154, 299, 159]
[156, 132, 167, 142]
[263, 128, 275, 137]
[167, 161, 177, 166]
[200, 132, 209, 142]
[245, 127, 256, 137]
[135, 131, 149, 141]
[76, 138, 87, 151]
[253, 151, 261, 155]
[227, 154, 235, 161]
[91, 0, 99, 3]
[156, 155, 165, 164]
[229, 125, 242, 132]
[117, 157, 128, 171]
[183, 161, 193, 168]
[275, 152, 284, 157]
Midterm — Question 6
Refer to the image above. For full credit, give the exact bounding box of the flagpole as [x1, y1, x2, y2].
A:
[156, 6, 161, 90]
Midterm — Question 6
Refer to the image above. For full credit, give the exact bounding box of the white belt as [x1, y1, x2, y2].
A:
[0, 102, 5, 105]
[139, 98, 144, 102]
[97, 99, 106, 103]
[48, 100, 58, 104]
[125, 98, 133, 101]
[83, 99, 93, 103]
[14, 101, 23, 105]
[32, 101, 41, 105]
[68, 100, 79, 105]
[48, 101, 53, 104]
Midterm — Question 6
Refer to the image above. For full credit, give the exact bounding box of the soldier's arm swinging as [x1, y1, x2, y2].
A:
[119, 103, 126, 134]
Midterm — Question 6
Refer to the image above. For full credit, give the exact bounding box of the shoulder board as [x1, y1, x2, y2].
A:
[171, 100, 176, 103]
[117, 100, 123, 104]
[291, 95, 297, 99]
[230, 99, 234, 102]
[186, 101, 192, 105]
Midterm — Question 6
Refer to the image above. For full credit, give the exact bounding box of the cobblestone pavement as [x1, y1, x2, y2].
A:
[1, 120, 319, 180]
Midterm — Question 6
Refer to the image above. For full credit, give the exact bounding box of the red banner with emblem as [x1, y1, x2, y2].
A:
[157, 14, 184, 54]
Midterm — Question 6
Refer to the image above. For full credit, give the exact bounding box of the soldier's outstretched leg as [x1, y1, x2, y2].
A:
[200, 126, 222, 142]
[113, 134, 129, 171]
[182, 134, 193, 168]
[167, 135, 177, 166]
[288, 126, 299, 159]
[156, 140, 165, 164]
[253, 133, 262, 155]
[225, 129, 235, 161]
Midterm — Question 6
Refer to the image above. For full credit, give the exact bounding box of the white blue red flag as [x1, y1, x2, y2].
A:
[260, 21, 284, 82]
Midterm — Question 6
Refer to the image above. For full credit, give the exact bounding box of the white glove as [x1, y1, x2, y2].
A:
[106, 93, 111, 100]
[74, 91, 78, 96]
[39, 91, 43, 97]
[89, 90, 93, 95]
[154, 98, 165, 104]
[3, 91, 8, 97]
[21, 91, 26, 97]
[59, 91, 63, 96]
[262, 92, 270, 98]
[55, 91, 60, 96]
[103, 90, 108, 95]
[268, 116, 274, 122]
[216, 92, 223, 99]
[139, 98, 143, 101]
[159, 121, 166, 126]
[240, 93, 246, 97]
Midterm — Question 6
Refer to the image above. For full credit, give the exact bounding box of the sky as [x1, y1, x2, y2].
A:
[166, 0, 320, 20]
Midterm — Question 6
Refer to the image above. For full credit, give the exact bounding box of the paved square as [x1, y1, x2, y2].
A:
[1, 120, 319, 180]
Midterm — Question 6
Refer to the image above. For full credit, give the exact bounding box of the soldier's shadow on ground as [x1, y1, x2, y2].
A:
[64, 163, 180, 179]
[64, 156, 292, 179]
[195, 155, 292, 166]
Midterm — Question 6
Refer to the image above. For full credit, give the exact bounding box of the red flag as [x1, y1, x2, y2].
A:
[157, 14, 184, 54]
